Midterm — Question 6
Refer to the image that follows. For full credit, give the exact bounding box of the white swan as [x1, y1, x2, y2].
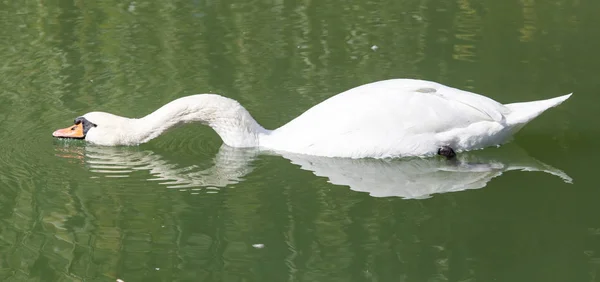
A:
[52, 79, 571, 158]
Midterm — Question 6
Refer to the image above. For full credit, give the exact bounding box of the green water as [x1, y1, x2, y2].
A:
[0, 0, 598, 281]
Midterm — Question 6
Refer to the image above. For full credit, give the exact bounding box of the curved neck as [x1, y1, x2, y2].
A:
[135, 94, 269, 147]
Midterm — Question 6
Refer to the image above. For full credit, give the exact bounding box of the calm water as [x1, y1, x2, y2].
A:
[0, 0, 599, 281]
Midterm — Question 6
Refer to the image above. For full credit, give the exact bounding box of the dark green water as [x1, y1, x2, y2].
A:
[1, 0, 599, 281]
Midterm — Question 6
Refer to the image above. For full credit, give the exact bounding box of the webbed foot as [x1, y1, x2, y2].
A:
[438, 146, 456, 160]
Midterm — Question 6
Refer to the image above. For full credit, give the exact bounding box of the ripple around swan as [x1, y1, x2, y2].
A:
[0, 135, 56, 195]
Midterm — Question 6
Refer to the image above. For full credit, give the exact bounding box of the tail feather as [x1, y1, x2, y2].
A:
[505, 93, 572, 126]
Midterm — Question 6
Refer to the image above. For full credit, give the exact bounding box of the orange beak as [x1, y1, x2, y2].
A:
[52, 123, 85, 139]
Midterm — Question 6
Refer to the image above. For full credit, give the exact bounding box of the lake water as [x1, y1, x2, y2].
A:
[1, 0, 599, 281]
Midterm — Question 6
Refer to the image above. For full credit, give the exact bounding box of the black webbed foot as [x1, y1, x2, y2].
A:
[437, 146, 456, 160]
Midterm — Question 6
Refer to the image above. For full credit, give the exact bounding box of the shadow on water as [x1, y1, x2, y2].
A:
[53, 143, 571, 199]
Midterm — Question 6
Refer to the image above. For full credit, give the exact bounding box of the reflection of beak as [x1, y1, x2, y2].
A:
[52, 123, 85, 139]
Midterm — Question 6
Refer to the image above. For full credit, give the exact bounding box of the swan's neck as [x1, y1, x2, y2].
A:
[135, 94, 269, 147]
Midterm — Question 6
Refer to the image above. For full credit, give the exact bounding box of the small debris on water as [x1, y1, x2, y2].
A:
[117, 279, 124, 282]
[128, 2, 136, 12]
[252, 243, 265, 249]
[371, 45, 379, 51]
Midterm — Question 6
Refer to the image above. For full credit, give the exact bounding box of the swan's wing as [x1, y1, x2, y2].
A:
[433, 82, 509, 123]
[278, 79, 508, 134]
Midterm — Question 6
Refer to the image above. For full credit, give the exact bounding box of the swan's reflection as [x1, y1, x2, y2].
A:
[281, 148, 571, 198]
[54, 143, 571, 198]
[54, 144, 259, 189]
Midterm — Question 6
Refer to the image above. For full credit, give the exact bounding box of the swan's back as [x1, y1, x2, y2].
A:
[263, 79, 513, 158]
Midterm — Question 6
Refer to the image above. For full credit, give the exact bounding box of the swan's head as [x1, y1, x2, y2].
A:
[52, 116, 97, 139]
[52, 112, 138, 145]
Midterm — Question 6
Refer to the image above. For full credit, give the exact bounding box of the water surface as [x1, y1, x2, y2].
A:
[0, 0, 599, 281]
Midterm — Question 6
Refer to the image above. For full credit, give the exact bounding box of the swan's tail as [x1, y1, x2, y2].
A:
[504, 93, 572, 128]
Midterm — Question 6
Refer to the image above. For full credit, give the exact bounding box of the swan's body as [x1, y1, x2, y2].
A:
[53, 79, 571, 158]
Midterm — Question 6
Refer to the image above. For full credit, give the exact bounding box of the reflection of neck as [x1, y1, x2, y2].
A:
[136, 94, 271, 147]
[81, 145, 260, 189]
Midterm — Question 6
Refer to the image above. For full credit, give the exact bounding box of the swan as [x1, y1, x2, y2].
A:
[52, 79, 571, 158]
